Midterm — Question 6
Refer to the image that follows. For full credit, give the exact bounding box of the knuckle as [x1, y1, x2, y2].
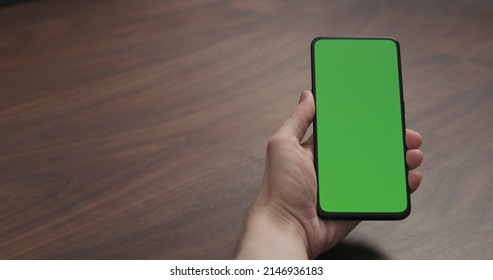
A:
[267, 135, 295, 153]
[266, 135, 298, 155]
[288, 110, 299, 120]
[267, 135, 287, 151]
[288, 110, 305, 125]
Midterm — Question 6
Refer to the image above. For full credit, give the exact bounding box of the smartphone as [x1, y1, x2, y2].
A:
[311, 37, 409, 220]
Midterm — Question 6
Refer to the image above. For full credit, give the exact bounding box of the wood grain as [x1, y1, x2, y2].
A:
[1, 0, 492, 259]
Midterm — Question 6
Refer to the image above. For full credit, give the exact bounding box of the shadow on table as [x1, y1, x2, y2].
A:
[316, 241, 388, 260]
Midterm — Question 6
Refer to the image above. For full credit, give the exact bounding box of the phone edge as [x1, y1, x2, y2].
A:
[311, 37, 411, 221]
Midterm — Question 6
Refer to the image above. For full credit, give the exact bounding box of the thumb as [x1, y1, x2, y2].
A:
[277, 90, 315, 142]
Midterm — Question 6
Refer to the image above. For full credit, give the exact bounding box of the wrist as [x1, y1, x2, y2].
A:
[236, 203, 310, 259]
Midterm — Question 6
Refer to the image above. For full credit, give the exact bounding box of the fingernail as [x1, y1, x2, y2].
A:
[299, 91, 308, 103]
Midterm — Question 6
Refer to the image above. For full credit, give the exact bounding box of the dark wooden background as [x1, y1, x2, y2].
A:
[1, 0, 492, 259]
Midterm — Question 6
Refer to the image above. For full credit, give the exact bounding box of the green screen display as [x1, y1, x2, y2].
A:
[312, 38, 409, 218]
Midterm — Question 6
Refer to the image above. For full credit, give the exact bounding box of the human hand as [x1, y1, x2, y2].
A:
[236, 90, 424, 259]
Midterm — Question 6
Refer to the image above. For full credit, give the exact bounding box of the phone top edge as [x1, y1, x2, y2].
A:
[311, 37, 400, 46]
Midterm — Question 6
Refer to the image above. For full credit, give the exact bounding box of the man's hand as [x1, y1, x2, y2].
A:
[236, 90, 423, 259]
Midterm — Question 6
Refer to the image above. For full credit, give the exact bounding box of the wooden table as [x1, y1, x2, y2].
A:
[1, 0, 492, 259]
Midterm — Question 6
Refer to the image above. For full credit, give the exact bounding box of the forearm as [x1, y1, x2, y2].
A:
[236, 205, 309, 260]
